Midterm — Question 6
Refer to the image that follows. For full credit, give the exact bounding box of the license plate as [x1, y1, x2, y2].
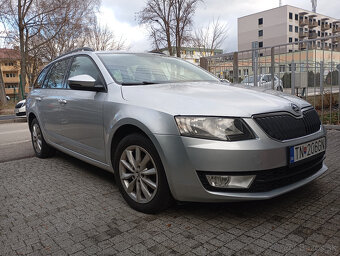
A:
[289, 137, 325, 164]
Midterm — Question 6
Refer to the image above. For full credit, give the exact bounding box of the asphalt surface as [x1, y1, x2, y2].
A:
[0, 128, 339, 255]
[0, 115, 17, 121]
[0, 122, 34, 163]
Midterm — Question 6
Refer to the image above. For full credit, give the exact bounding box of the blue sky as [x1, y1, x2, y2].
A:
[98, 0, 339, 52]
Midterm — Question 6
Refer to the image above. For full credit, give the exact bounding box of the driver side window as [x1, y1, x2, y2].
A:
[66, 56, 103, 88]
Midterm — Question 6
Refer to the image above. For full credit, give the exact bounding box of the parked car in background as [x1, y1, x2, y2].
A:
[14, 99, 26, 117]
[27, 48, 327, 213]
[242, 74, 283, 91]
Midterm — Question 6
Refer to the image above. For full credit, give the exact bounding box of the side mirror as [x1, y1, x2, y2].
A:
[68, 75, 104, 92]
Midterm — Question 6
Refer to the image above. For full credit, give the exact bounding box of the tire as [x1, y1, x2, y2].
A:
[113, 133, 173, 213]
[30, 118, 55, 158]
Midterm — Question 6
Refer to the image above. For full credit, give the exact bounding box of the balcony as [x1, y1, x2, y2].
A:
[308, 32, 317, 39]
[308, 20, 318, 28]
[299, 31, 308, 38]
[3, 77, 19, 83]
[332, 26, 340, 33]
[0, 65, 19, 72]
[321, 24, 330, 31]
[299, 19, 309, 26]
[299, 42, 307, 50]
[332, 37, 339, 43]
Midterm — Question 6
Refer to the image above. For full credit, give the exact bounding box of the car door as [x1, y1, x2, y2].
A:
[58, 55, 106, 163]
[35, 58, 71, 143]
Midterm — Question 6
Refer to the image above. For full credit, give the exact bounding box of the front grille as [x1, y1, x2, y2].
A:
[197, 153, 324, 193]
[254, 108, 321, 140]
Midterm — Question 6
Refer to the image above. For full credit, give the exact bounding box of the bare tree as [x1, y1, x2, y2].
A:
[193, 18, 228, 56]
[172, 0, 200, 57]
[137, 0, 174, 55]
[85, 18, 128, 51]
[0, 0, 99, 100]
[137, 0, 200, 57]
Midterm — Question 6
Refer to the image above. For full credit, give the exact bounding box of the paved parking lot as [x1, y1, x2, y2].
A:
[0, 130, 339, 256]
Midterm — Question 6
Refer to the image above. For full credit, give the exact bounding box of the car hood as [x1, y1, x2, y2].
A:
[121, 81, 310, 117]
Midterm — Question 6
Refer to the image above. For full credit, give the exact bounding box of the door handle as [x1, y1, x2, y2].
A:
[58, 99, 67, 104]
[36, 97, 42, 101]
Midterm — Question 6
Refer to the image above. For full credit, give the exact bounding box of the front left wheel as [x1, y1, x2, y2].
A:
[113, 133, 173, 213]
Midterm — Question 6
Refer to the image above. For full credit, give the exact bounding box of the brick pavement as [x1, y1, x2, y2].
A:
[0, 130, 339, 256]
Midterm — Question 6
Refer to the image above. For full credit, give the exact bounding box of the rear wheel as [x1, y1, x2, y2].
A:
[114, 133, 173, 213]
[30, 118, 55, 158]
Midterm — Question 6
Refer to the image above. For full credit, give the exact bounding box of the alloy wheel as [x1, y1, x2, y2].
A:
[32, 123, 42, 153]
[119, 145, 158, 203]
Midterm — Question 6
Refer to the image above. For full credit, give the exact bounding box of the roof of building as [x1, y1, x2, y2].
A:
[238, 5, 339, 21]
[0, 48, 21, 60]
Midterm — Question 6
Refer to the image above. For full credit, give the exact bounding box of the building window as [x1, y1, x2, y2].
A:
[289, 25, 293, 32]
[258, 30, 263, 37]
[318, 31, 320, 36]
[5, 73, 16, 78]
[258, 18, 263, 25]
[259, 41, 263, 48]
[295, 26, 298, 33]
[295, 38, 298, 42]
[279, 65, 285, 72]
[289, 13, 293, 19]
[318, 20, 320, 26]
[295, 14, 298, 20]
[289, 37, 293, 43]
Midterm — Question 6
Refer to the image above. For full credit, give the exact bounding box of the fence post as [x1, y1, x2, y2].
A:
[291, 62, 296, 95]
[233, 52, 238, 83]
[271, 47, 275, 90]
[252, 41, 258, 86]
[320, 61, 324, 94]
[337, 64, 340, 124]
[320, 61, 324, 123]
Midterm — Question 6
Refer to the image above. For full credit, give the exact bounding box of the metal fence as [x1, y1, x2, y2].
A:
[200, 35, 340, 124]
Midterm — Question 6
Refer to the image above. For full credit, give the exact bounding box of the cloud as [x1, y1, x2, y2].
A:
[97, 5, 150, 51]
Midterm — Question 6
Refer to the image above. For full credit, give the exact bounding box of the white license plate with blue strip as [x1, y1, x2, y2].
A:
[289, 137, 325, 164]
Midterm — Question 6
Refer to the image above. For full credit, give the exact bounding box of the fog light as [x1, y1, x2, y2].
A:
[206, 175, 255, 189]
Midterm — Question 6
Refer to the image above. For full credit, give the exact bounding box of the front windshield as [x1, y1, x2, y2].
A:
[98, 53, 219, 85]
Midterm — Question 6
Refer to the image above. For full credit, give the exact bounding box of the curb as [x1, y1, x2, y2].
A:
[324, 125, 340, 131]
[0, 118, 27, 124]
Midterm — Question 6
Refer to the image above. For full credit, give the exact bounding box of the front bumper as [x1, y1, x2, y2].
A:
[154, 119, 327, 202]
[15, 106, 26, 117]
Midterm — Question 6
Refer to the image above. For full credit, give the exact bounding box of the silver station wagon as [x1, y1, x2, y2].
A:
[27, 48, 327, 213]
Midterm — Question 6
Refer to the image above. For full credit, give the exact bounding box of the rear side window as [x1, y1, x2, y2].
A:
[34, 66, 50, 89]
[43, 59, 70, 89]
[67, 56, 103, 88]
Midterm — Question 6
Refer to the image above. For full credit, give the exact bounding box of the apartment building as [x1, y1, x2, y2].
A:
[238, 5, 339, 51]
[158, 47, 223, 65]
[0, 48, 30, 97]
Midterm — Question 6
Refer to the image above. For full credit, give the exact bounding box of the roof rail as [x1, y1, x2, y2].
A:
[54, 47, 94, 61]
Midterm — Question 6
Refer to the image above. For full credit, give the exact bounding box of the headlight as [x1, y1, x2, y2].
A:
[175, 116, 255, 141]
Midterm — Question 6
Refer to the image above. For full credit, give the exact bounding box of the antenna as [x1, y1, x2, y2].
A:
[279, 0, 282, 7]
[311, 0, 317, 13]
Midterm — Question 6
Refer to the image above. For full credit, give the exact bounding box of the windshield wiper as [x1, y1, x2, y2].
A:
[121, 81, 159, 85]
